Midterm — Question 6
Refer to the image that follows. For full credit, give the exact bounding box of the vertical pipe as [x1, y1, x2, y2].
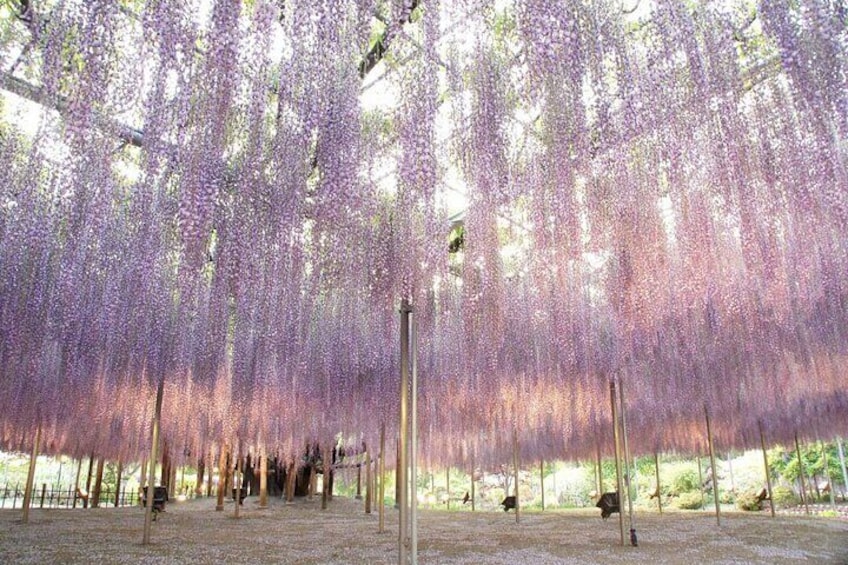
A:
[654, 452, 662, 515]
[21, 426, 41, 524]
[512, 429, 520, 525]
[610, 381, 625, 546]
[398, 299, 411, 564]
[794, 432, 810, 515]
[540, 459, 545, 511]
[411, 313, 418, 565]
[379, 422, 386, 533]
[143, 377, 164, 545]
[705, 406, 721, 525]
[619, 379, 636, 545]
[758, 421, 775, 517]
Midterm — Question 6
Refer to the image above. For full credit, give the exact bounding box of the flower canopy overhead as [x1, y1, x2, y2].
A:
[0, 0, 846, 469]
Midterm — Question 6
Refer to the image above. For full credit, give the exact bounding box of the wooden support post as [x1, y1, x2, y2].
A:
[821, 441, 836, 512]
[620, 380, 637, 546]
[470, 456, 476, 512]
[21, 426, 41, 524]
[365, 446, 372, 514]
[309, 464, 317, 499]
[322, 446, 329, 511]
[84, 454, 94, 508]
[399, 299, 411, 564]
[794, 432, 810, 515]
[142, 377, 164, 545]
[114, 461, 123, 507]
[91, 457, 105, 508]
[610, 381, 625, 546]
[215, 444, 227, 511]
[696, 451, 706, 510]
[259, 447, 268, 509]
[234, 449, 242, 519]
[206, 448, 214, 498]
[286, 460, 296, 503]
[654, 452, 663, 515]
[705, 406, 720, 526]
[379, 423, 386, 533]
[73, 457, 83, 509]
[196, 456, 205, 498]
[758, 421, 775, 517]
[540, 459, 545, 511]
[596, 442, 603, 494]
[445, 467, 450, 510]
[512, 428, 520, 525]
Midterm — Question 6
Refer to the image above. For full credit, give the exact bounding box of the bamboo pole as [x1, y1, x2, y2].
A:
[379, 422, 386, 533]
[794, 432, 810, 515]
[758, 421, 775, 517]
[610, 381, 625, 546]
[705, 405, 721, 526]
[512, 428, 520, 525]
[620, 379, 636, 546]
[654, 452, 662, 514]
[398, 299, 411, 564]
[142, 377, 164, 545]
[21, 426, 41, 524]
[215, 443, 227, 511]
[540, 459, 545, 511]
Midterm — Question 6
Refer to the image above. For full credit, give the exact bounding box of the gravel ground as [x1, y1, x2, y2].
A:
[1, 496, 847, 564]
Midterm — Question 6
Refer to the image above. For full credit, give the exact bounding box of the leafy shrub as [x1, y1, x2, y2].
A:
[735, 492, 762, 511]
[674, 491, 704, 510]
[771, 486, 799, 507]
[669, 468, 700, 496]
[719, 490, 736, 504]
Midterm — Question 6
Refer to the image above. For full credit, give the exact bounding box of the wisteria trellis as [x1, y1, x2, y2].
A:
[0, 0, 846, 471]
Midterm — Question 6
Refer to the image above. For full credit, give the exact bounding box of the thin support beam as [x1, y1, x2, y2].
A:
[398, 299, 411, 564]
[365, 446, 372, 514]
[795, 432, 810, 515]
[620, 379, 636, 546]
[512, 428, 520, 525]
[610, 381, 625, 546]
[259, 446, 268, 509]
[379, 422, 386, 533]
[470, 456, 476, 512]
[654, 452, 662, 515]
[838, 438, 848, 502]
[215, 444, 227, 511]
[114, 461, 123, 508]
[142, 378, 164, 545]
[758, 421, 775, 517]
[821, 441, 836, 512]
[705, 405, 721, 526]
[21, 426, 41, 524]
[540, 459, 545, 511]
[411, 313, 418, 565]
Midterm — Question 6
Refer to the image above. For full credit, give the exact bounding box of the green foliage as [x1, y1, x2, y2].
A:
[735, 491, 763, 511]
[771, 485, 799, 507]
[669, 467, 700, 495]
[674, 491, 704, 510]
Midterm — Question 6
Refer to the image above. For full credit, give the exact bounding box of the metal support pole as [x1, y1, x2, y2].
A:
[410, 313, 418, 565]
[610, 381, 625, 546]
[379, 422, 386, 533]
[705, 405, 721, 525]
[512, 428, 520, 525]
[654, 452, 662, 515]
[143, 378, 164, 545]
[795, 432, 810, 515]
[398, 299, 411, 564]
[758, 421, 775, 517]
[620, 379, 636, 546]
[21, 426, 41, 524]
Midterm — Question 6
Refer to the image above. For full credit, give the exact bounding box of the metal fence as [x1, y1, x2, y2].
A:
[0, 484, 142, 509]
